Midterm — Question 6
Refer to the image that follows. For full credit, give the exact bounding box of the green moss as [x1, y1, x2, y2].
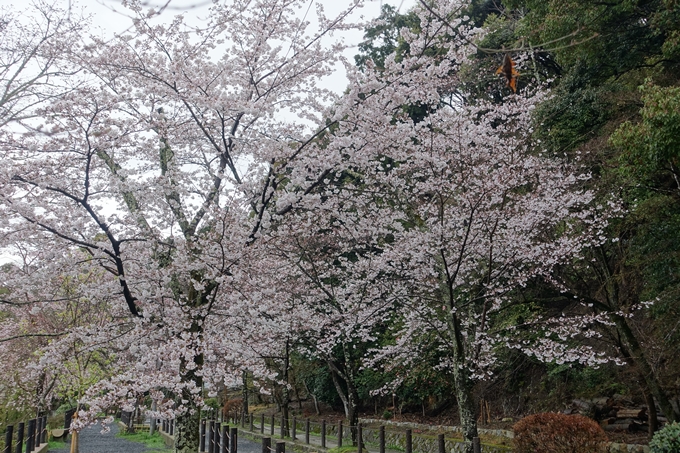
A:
[116, 430, 173, 452]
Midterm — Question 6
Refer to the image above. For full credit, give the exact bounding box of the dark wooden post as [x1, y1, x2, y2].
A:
[35, 417, 42, 447]
[321, 420, 326, 448]
[275, 441, 285, 453]
[305, 419, 310, 444]
[64, 409, 75, 430]
[42, 416, 48, 444]
[250, 414, 254, 432]
[4, 425, 13, 453]
[472, 437, 481, 453]
[358, 424, 363, 453]
[338, 421, 343, 447]
[229, 427, 238, 453]
[438, 434, 445, 453]
[206, 420, 213, 453]
[279, 416, 284, 439]
[213, 421, 220, 453]
[26, 419, 36, 453]
[405, 429, 412, 453]
[221, 424, 228, 453]
[14, 422, 23, 453]
[170, 419, 174, 436]
[379, 426, 385, 453]
[291, 417, 296, 441]
[260, 414, 265, 434]
[200, 419, 206, 452]
[262, 437, 271, 453]
[270, 414, 275, 436]
[241, 413, 246, 428]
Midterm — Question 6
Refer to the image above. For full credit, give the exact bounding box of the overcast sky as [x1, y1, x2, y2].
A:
[2, 0, 417, 95]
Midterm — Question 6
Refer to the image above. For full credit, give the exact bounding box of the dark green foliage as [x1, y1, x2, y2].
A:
[355, 5, 419, 70]
[532, 62, 611, 154]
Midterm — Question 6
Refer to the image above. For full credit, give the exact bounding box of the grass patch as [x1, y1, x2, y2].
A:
[327, 447, 362, 453]
[48, 439, 71, 450]
[116, 429, 173, 452]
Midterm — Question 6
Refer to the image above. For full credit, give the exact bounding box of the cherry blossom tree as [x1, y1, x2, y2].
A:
[0, 2, 621, 453]
[0, 1, 82, 130]
[0, 0, 363, 450]
[263, 1, 618, 450]
[0, 249, 131, 419]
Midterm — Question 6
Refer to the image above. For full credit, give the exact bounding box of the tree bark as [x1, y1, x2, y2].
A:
[327, 358, 360, 444]
[150, 400, 157, 436]
[447, 308, 478, 453]
[242, 370, 249, 419]
[611, 313, 680, 422]
[173, 319, 204, 453]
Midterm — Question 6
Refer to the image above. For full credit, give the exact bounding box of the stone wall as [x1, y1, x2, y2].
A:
[359, 417, 651, 453]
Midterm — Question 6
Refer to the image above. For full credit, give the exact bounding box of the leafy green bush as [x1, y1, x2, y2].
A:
[650, 422, 680, 453]
[513, 412, 607, 453]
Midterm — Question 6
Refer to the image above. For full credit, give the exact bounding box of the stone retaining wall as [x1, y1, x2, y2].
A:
[359, 418, 651, 453]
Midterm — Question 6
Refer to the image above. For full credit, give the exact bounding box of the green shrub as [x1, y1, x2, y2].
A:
[650, 422, 680, 453]
[382, 410, 392, 420]
[513, 412, 607, 453]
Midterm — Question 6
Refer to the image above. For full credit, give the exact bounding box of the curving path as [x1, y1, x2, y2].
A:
[49, 422, 263, 453]
[49, 423, 158, 453]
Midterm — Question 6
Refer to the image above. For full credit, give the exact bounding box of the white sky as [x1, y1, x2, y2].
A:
[2, 0, 417, 95]
[0, 0, 418, 265]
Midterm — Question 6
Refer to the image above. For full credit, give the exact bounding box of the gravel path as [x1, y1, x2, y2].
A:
[49, 423, 153, 453]
[49, 422, 263, 453]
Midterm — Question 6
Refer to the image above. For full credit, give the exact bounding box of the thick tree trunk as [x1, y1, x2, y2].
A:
[174, 339, 204, 452]
[242, 370, 249, 419]
[642, 387, 658, 438]
[150, 400, 157, 435]
[281, 340, 291, 436]
[611, 313, 680, 422]
[447, 310, 478, 453]
[328, 358, 360, 445]
[451, 359, 478, 453]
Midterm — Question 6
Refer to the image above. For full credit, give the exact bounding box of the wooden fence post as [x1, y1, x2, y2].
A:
[275, 441, 285, 453]
[379, 426, 385, 453]
[25, 419, 35, 453]
[280, 416, 285, 439]
[208, 420, 215, 453]
[220, 424, 228, 453]
[292, 417, 296, 441]
[42, 416, 48, 444]
[200, 419, 206, 452]
[338, 421, 342, 448]
[321, 420, 326, 448]
[262, 437, 271, 453]
[250, 414, 254, 432]
[14, 423, 23, 453]
[406, 429, 412, 453]
[4, 425, 12, 453]
[472, 437, 481, 453]
[36, 417, 42, 447]
[270, 415, 275, 436]
[229, 427, 238, 453]
[305, 419, 310, 444]
[260, 414, 265, 434]
[438, 434, 445, 453]
[358, 424, 363, 453]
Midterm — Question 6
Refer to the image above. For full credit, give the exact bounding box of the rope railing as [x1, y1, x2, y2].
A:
[2, 414, 50, 453]
[202, 413, 485, 453]
[152, 409, 486, 453]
